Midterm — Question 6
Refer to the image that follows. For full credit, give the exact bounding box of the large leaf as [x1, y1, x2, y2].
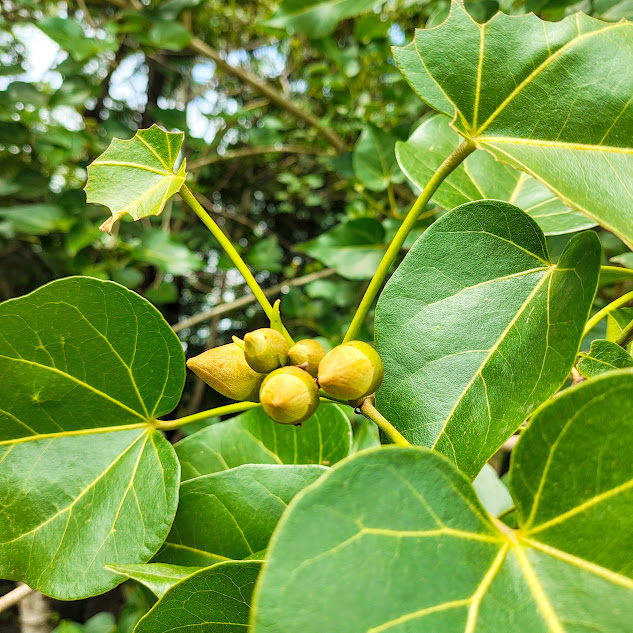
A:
[394, 3, 633, 247]
[375, 200, 600, 479]
[0, 277, 184, 599]
[297, 218, 386, 280]
[154, 464, 326, 566]
[577, 339, 633, 378]
[396, 114, 595, 236]
[107, 563, 201, 597]
[175, 404, 351, 481]
[252, 372, 633, 632]
[353, 125, 404, 192]
[85, 125, 186, 233]
[135, 561, 261, 633]
[262, 0, 377, 38]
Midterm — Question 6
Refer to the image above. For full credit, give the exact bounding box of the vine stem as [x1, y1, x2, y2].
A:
[343, 140, 476, 342]
[583, 289, 633, 336]
[615, 317, 633, 349]
[179, 185, 294, 345]
[360, 399, 411, 447]
[157, 402, 261, 431]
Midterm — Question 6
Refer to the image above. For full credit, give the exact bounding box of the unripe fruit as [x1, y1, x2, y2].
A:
[287, 339, 326, 377]
[187, 343, 265, 401]
[317, 340, 384, 401]
[243, 328, 289, 373]
[260, 366, 319, 425]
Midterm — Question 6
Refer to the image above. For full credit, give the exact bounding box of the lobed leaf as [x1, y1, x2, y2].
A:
[394, 2, 633, 247]
[252, 372, 633, 631]
[85, 125, 186, 233]
[375, 200, 600, 478]
[175, 404, 351, 481]
[0, 277, 184, 599]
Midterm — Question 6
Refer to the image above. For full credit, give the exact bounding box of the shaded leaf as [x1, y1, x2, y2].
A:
[148, 23, 192, 51]
[175, 404, 351, 480]
[394, 4, 633, 247]
[154, 464, 326, 566]
[37, 17, 116, 61]
[0, 277, 184, 599]
[132, 229, 203, 276]
[375, 200, 600, 478]
[353, 125, 404, 192]
[135, 561, 261, 633]
[473, 464, 513, 518]
[297, 218, 386, 280]
[107, 563, 201, 597]
[85, 126, 186, 233]
[0, 204, 72, 235]
[396, 114, 595, 235]
[577, 339, 633, 378]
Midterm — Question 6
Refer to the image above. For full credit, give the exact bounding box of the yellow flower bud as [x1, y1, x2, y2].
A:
[186, 343, 265, 401]
[243, 328, 289, 373]
[260, 366, 319, 425]
[287, 339, 326, 377]
[317, 340, 384, 401]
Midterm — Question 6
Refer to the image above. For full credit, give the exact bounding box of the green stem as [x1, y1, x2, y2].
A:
[180, 185, 294, 345]
[343, 140, 476, 342]
[615, 317, 633, 349]
[496, 505, 516, 521]
[156, 402, 261, 431]
[360, 399, 411, 447]
[318, 391, 352, 407]
[583, 289, 633, 336]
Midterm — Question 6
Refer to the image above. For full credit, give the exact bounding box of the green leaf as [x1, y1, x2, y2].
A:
[132, 229, 203, 276]
[134, 561, 261, 633]
[375, 200, 600, 478]
[37, 17, 116, 61]
[578, 339, 633, 378]
[394, 4, 633, 248]
[611, 252, 633, 269]
[297, 218, 386, 280]
[106, 563, 201, 597]
[0, 204, 72, 235]
[246, 236, 283, 273]
[261, 0, 377, 38]
[175, 404, 351, 481]
[252, 369, 633, 633]
[607, 307, 633, 345]
[396, 114, 595, 236]
[154, 464, 326, 566]
[85, 125, 187, 233]
[353, 125, 404, 192]
[472, 464, 513, 518]
[148, 23, 192, 51]
[0, 277, 184, 599]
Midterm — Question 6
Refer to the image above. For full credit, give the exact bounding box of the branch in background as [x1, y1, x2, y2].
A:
[0, 584, 34, 614]
[19, 588, 52, 633]
[188, 145, 333, 171]
[173, 268, 336, 333]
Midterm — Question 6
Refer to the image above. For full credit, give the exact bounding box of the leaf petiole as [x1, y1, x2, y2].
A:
[583, 289, 633, 336]
[156, 401, 261, 431]
[359, 399, 411, 447]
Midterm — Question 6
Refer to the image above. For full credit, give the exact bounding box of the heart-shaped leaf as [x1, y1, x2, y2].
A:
[107, 563, 201, 597]
[577, 339, 633, 378]
[0, 277, 184, 599]
[175, 404, 351, 481]
[154, 464, 326, 566]
[252, 371, 633, 631]
[397, 114, 595, 236]
[135, 561, 261, 633]
[85, 125, 186, 233]
[375, 200, 600, 478]
[394, 3, 633, 247]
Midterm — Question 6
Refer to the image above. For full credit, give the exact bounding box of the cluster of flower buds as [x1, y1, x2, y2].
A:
[187, 329, 383, 426]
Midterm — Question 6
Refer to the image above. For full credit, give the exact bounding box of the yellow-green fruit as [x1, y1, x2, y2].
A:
[243, 328, 289, 373]
[317, 340, 384, 401]
[260, 366, 319, 425]
[287, 339, 326, 377]
[186, 343, 265, 401]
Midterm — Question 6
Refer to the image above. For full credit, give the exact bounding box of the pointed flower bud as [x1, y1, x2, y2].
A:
[260, 366, 319, 425]
[317, 340, 384, 401]
[187, 343, 264, 401]
[243, 327, 289, 373]
[287, 339, 326, 377]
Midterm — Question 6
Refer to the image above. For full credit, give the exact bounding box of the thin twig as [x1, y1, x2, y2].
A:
[172, 268, 336, 333]
[0, 584, 34, 614]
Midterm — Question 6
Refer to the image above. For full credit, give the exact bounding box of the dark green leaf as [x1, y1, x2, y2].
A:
[353, 125, 404, 192]
[0, 277, 184, 599]
[0, 204, 72, 235]
[148, 23, 192, 51]
[175, 404, 351, 480]
[396, 114, 595, 235]
[133, 229, 203, 276]
[246, 236, 283, 273]
[394, 4, 633, 248]
[376, 200, 600, 478]
[135, 561, 261, 633]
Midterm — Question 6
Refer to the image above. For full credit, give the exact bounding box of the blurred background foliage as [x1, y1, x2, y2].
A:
[1, 0, 632, 629]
